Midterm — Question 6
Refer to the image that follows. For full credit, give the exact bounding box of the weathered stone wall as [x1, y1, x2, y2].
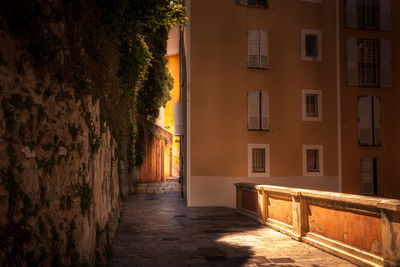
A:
[0, 27, 134, 265]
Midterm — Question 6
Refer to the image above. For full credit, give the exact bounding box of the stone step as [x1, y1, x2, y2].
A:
[136, 182, 181, 194]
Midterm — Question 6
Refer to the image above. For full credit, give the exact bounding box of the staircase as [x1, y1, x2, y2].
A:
[136, 182, 181, 194]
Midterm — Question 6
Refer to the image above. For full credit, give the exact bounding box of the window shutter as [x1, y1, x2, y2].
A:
[261, 91, 269, 130]
[248, 91, 260, 130]
[380, 40, 392, 88]
[260, 30, 269, 69]
[373, 96, 381, 146]
[345, 0, 357, 28]
[346, 37, 359, 86]
[173, 102, 183, 136]
[248, 30, 260, 68]
[361, 158, 374, 195]
[380, 0, 391, 31]
[358, 96, 373, 145]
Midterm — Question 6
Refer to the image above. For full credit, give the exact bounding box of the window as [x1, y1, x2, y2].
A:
[248, 91, 269, 131]
[346, 38, 392, 88]
[301, 29, 322, 61]
[358, 39, 378, 87]
[305, 34, 318, 58]
[237, 0, 268, 8]
[345, 0, 391, 31]
[302, 145, 323, 176]
[302, 90, 322, 121]
[361, 158, 379, 195]
[248, 29, 269, 69]
[252, 148, 265, 173]
[358, 96, 381, 146]
[248, 144, 270, 177]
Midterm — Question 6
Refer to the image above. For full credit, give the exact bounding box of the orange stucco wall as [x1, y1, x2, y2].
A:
[267, 196, 292, 226]
[307, 204, 382, 255]
[139, 118, 173, 183]
[189, 0, 338, 178]
[339, 1, 400, 199]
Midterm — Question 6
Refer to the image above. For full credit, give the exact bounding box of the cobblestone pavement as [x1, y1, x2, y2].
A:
[108, 194, 355, 267]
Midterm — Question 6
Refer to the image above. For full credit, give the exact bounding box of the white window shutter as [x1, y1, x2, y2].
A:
[346, 37, 359, 86]
[248, 91, 260, 130]
[173, 102, 183, 135]
[260, 30, 269, 69]
[361, 158, 374, 195]
[373, 96, 381, 146]
[380, 0, 391, 31]
[380, 40, 392, 88]
[358, 96, 373, 145]
[261, 91, 269, 130]
[248, 30, 260, 68]
[345, 0, 357, 28]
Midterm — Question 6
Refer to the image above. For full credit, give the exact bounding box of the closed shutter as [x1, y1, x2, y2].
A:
[260, 30, 269, 69]
[380, 40, 392, 88]
[380, 0, 391, 31]
[173, 102, 183, 135]
[373, 96, 381, 146]
[261, 91, 269, 130]
[248, 30, 260, 68]
[345, 0, 358, 28]
[346, 37, 359, 86]
[361, 158, 374, 195]
[248, 91, 260, 130]
[358, 96, 373, 145]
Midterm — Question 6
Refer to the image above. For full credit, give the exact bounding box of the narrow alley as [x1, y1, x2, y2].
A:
[108, 194, 355, 266]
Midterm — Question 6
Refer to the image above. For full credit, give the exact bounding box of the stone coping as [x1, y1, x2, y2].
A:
[235, 183, 400, 212]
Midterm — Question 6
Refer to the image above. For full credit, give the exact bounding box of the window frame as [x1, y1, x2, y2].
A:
[248, 144, 270, 177]
[302, 145, 323, 176]
[301, 29, 322, 62]
[302, 89, 322, 121]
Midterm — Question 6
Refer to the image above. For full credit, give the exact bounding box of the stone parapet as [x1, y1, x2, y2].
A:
[235, 183, 400, 267]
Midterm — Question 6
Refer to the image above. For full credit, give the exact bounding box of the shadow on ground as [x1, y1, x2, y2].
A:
[107, 194, 351, 267]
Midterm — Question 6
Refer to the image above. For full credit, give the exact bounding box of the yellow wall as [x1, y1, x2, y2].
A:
[339, 1, 400, 199]
[165, 55, 181, 172]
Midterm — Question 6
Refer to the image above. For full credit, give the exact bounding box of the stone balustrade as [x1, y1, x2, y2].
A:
[235, 183, 400, 267]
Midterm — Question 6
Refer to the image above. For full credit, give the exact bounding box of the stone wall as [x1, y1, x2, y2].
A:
[0, 28, 135, 265]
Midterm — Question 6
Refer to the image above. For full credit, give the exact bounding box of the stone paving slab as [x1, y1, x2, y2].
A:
[108, 194, 356, 267]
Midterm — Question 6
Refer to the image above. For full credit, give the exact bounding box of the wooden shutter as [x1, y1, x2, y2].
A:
[380, 40, 392, 88]
[260, 30, 269, 69]
[345, 0, 357, 28]
[173, 102, 183, 135]
[261, 91, 269, 130]
[248, 91, 260, 130]
[380, 0, 391, 31]
[358, 96, 373, 145]
[361, 158, 374, 195]
[346, 37, 359, 86]
[373, 96, 381, 146]
[248, 30, 260, 68]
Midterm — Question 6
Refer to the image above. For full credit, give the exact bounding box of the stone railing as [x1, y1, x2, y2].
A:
[235, 183, 400, 267]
